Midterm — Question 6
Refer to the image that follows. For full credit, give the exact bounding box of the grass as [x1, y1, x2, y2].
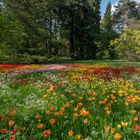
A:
[49, 58, 140, 66]
[1, 58, 140, 66]
[0, 61, 140, 140]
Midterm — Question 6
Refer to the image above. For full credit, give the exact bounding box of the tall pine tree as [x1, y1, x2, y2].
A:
[58, 0, 101, 59]
[1, 0, 101, 62]
[104, 1, 112, 30]
[99, 1, 117, 59]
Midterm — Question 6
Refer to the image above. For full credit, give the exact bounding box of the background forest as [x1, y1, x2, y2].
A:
[0, 0, 140, 63]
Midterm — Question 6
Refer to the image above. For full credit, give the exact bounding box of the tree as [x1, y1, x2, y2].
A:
[0, 0, 101, 63]
[0, 1, 25, 62]
[112, 0, 139, 33]
[58, 0, 101, 59]
[1, 0, 65, 62]
[110, 26, 140, 61]
[98, 1, 117, 59]
[103, 1, 112, 30]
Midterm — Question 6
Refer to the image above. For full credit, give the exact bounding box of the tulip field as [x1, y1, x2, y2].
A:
[0, 62, 140, 140]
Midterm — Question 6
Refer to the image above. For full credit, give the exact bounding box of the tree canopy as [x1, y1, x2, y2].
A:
[0, 0, 140, 63]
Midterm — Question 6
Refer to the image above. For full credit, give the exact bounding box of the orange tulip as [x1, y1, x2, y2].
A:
[83, 118, 88, 124]
[114, 133, 122, 140]
[132, 116, 138, 121]
[68, 130, 73, 136]
[9, 120, 15, 126]
[37, 123, 43, 129]
[1, 128, 7, 134]
[80, 108, 89, 116]
[132, 124, 140, 131]
[49, 118, 55, 125]
[43, 129, 51, 138]
[9, 135, 15, 140]
[46, 110, 50, 115]
[131, 110, 137, 114]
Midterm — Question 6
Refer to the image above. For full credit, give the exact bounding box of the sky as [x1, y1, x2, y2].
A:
[101, 0, 140, 16]
[101, 0, 119, 16]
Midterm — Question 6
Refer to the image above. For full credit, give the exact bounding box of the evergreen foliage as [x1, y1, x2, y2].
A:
[0, 0, 101, 62]
[99, 1, 118, 59]
[0, 0, 140, 63]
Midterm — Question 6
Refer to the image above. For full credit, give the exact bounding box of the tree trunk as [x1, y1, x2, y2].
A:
[69, 15, 75, 58]
[48, 10, 53, 55]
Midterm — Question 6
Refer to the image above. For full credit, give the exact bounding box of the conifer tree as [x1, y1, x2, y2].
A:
[112, 0, 139, 33]
[0, 0, 101, 62]
[99, 1, 117, 59]
[104, 1, 112, 31]
[58, 0, 101, 59]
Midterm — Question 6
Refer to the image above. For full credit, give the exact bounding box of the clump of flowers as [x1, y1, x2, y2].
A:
[0, 64, 140, 139]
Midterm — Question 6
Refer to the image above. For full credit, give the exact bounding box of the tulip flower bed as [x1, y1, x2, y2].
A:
[0, 63, 140, 140]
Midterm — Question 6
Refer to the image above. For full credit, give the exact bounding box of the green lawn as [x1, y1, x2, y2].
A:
[50, 59, 140, 66]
